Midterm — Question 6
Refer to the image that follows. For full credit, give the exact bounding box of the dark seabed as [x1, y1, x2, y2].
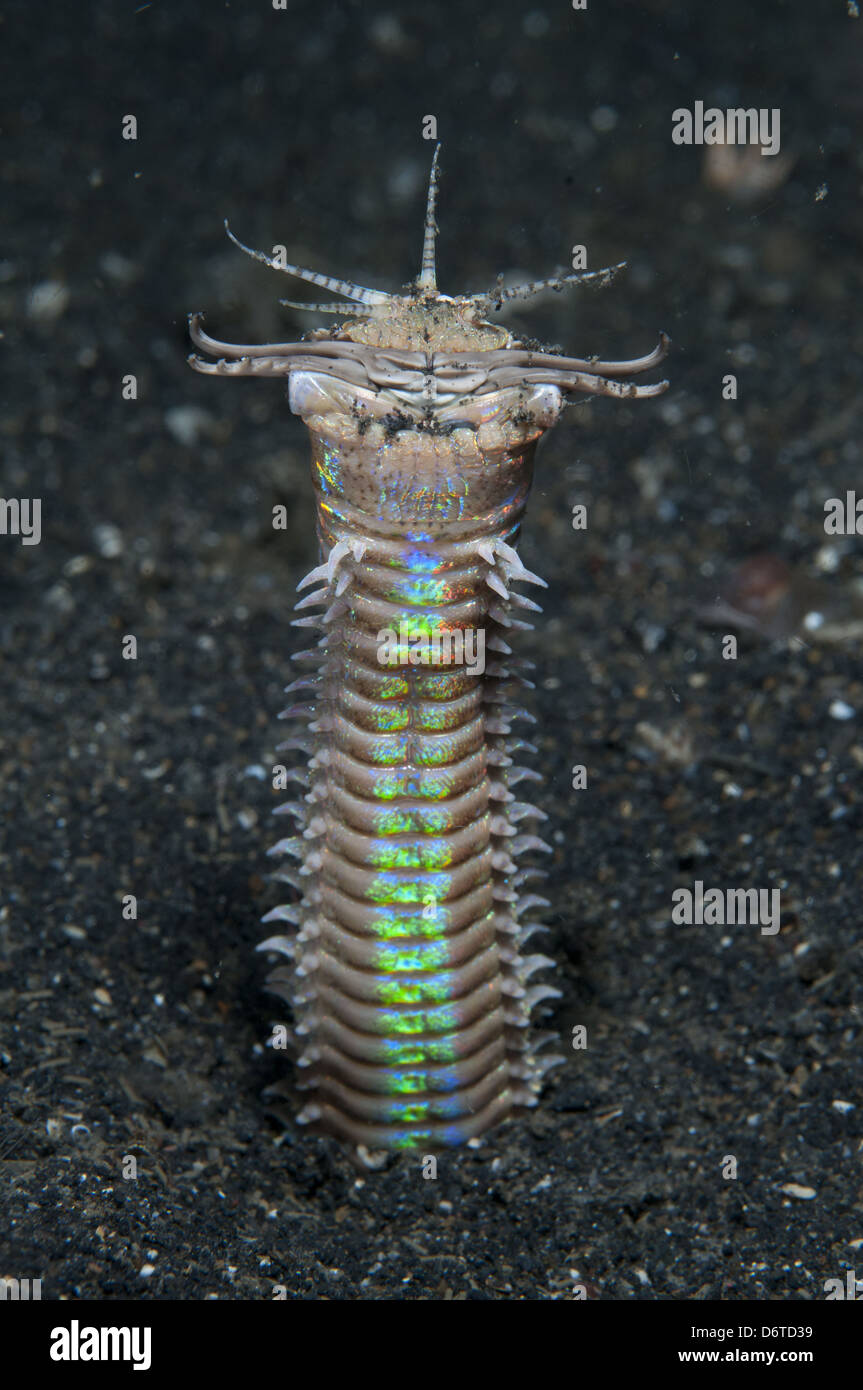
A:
[1, 0, 861, 1300]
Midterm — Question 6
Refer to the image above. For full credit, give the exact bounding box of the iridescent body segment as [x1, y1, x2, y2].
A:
[189, 146, 667, 1151]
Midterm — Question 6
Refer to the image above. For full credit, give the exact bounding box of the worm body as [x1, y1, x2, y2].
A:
[189, 147, 667, 1152]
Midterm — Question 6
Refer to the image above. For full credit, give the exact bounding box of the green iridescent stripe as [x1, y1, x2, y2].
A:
[375, 1034, 460, 1063]
[413, 702, 474, 732]
[367, 772, 454, 801]
[415, 670, 472, 699]
[367, 838, 454, 871]
[366, 906, 458, 939]
[364, 733, 408, 765]
[377, 673, 411, 698]
[370, 805, 459, 835]
[374, 971, 455, 1005]
[386, 575, 461, 605]
[374, 1001, 459, 1035]
[414, 737, 463, 767]
[370, 939, 451, 971]
[365, 870, 452, 904]
[362, 705, 411, 732]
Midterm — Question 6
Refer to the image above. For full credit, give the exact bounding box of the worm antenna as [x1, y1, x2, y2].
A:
[224, 221, 391, 307]
[416, 142, 441, 291]
[475, 261, 628, 309]
[279, 298, 371, 315]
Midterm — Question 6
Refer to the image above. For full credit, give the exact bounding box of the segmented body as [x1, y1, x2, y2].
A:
[189, 147, 667, 1151]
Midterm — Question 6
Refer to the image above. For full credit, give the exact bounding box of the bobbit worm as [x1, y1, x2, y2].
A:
[188, 145, 668, 1154]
